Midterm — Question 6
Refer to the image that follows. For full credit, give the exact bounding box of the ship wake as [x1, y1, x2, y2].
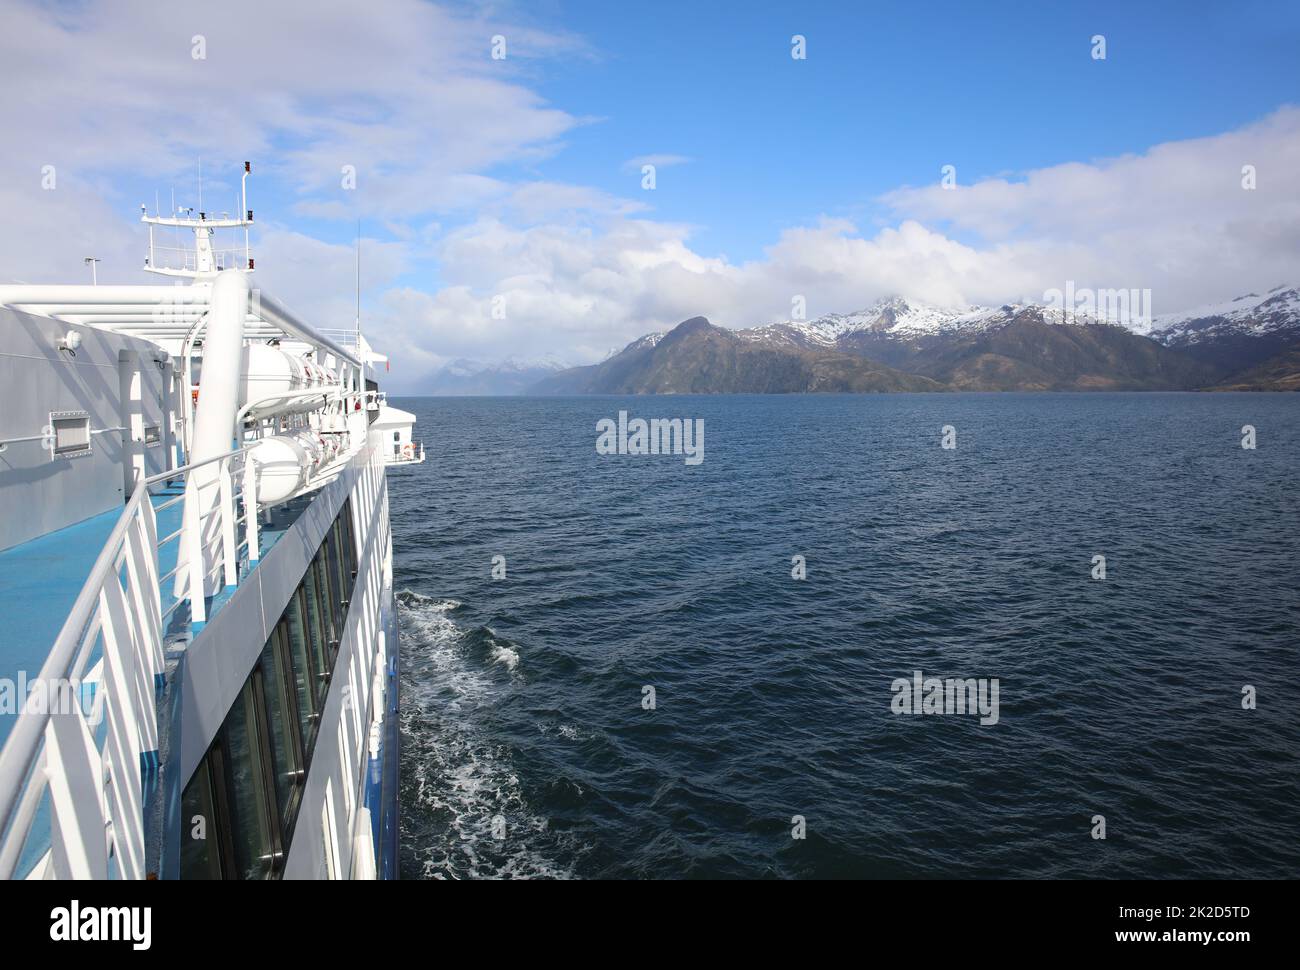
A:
[396, 590, 575, 879]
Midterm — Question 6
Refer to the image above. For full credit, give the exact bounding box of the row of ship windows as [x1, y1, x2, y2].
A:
[180, 498, 359, 879]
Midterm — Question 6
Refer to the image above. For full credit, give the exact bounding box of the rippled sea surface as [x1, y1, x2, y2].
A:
[389, 393, 1300, 879]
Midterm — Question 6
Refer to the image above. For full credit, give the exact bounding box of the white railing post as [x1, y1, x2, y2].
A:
[182, 478, 206, 624]
[120, 511, 161, 755]
[97, 576, 147, 879]
[218, 456, 237, 587]
[45, 712, 108, 879]
[243, 453, 259, 565]
[123, 511, 155, 651]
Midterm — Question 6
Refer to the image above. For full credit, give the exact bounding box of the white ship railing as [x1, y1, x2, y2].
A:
[0, 447, 259, 879]
[317, 328, 361, 350]
[383, 440, 425, 465]
[144, 245, 251, 274]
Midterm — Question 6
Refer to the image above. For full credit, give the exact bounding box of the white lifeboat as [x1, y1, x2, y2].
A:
[248, 429, 327, 503]
[239, 344, 338, 419]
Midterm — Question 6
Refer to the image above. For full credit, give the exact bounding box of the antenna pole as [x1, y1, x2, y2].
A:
[355, 218, 361, 346]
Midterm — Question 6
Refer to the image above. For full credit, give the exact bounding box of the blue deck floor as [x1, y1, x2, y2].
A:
[0, 505, 126, 745]
[0, 488, 306, 748]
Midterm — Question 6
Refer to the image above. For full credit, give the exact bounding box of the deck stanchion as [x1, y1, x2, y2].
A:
[244, 454, 259, 565]
[218, 456, 237, 588]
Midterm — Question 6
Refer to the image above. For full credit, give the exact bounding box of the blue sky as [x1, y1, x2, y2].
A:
[2, 0, 1299, 386]
[526, 0, 1300, 259]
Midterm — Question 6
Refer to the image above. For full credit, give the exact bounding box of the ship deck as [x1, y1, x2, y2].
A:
[0, 488, 311, 748]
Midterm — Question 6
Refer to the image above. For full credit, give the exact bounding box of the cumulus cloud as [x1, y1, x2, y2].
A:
[0, 0, 588, 283]
[252, 227, 410, 332]
[880, 106, 1300, 309]
[360, 215, 1019, 385]
[1, 0, 589, 205]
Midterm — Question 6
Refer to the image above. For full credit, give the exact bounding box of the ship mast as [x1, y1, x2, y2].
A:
[141, 161, 255, 278]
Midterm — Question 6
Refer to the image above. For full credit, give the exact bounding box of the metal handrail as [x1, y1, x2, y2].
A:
[0, 487, 153, 878]
[144, 446, 241, 487]
[0, 444, 252, 879]
[0, 484, 146, 814]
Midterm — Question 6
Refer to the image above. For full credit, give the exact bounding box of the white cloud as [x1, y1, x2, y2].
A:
[252, 227, 410, 331]
[879, 107, 1300, 308]
[362, 215, 1019, 387]
[0, 0, 588, 221]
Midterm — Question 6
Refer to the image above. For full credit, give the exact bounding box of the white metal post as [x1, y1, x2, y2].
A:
[244, 454, 259, 564]
[182, 479, 206, 624]
[218, 456, 237, 587]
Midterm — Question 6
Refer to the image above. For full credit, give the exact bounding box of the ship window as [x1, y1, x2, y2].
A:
[333, 519, 350, 607]
[221, 681, 282, 879]
[313, 549, 339, 650]
[279, 614, 318, 753]
[329, 503, 358, 616]
[320, 551, 341, 649]
[257, 636, 304, 838]
[303, 562, 332, 672]
[321, 535, 343, 642]
[179, 756, 225, 879]
[50, 411, 91, 458]
[341, 499, 358, 580]
[286, 587, 327, 711]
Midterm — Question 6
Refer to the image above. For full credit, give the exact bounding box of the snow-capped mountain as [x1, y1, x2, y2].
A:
[738, 295, 1119, 350]
[742, 298, 974, 348]
[1150, 285, 1300, 345]
[1142, 285, 1300, 386]
[603, 331, 665, 360]
[528, 285, 1300, 395]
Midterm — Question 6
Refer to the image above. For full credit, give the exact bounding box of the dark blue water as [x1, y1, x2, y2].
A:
[389, 393, 1300, 879]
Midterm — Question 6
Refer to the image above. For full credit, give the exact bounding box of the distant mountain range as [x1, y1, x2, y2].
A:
[529, 286, 1300, 394]
[425, 356, 567, 395]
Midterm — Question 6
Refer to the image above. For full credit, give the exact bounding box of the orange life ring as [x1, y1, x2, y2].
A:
[401, 443, 414, 459]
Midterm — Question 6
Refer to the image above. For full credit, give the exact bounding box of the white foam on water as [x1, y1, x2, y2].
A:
[535, 719, 585, 743]
[488, 636, 521, 672]
[397, 593, 491, 712]
[397, 590, 576, 879]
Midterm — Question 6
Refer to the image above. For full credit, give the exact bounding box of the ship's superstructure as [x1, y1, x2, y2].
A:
[0, 165, 414, 879]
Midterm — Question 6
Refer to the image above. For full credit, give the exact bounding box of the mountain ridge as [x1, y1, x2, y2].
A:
[529, 287, 1299, 394]
[425, 355, 568, 395]
[529, 316, 942, 394]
